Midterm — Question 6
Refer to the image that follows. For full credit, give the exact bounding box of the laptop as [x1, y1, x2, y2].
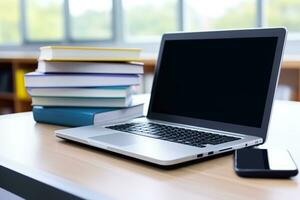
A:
[56, 28, 286, 166]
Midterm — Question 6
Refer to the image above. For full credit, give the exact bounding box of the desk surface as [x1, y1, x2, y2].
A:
[0, 101, 299, 200]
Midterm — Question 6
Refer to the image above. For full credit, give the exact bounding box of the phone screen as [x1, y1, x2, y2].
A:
[236, 148, 297, 170]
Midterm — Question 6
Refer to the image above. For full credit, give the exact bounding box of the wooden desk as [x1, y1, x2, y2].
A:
[0, 100, 299, 200]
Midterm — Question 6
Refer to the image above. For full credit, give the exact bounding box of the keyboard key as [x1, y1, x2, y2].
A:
[107, 122, 241, 148]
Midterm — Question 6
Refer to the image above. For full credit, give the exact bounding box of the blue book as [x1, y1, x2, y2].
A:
[33, 104, 144, 127]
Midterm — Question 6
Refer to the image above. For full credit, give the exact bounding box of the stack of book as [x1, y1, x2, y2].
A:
[24, 46, 145, 127]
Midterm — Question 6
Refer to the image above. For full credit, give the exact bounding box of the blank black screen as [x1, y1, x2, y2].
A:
[151, 37, 278, 127]
[236, 148, 269, 169]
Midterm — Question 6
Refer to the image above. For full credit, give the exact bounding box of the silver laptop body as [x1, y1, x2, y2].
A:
[56, 28, 286, 166]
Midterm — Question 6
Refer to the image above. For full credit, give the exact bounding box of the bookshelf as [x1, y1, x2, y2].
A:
[0, 52, 157, 115]
[1, 52, 300, 115]
[0, 55, 37, 114]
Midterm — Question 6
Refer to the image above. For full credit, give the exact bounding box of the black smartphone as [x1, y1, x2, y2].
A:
[234, 148, 298, 178]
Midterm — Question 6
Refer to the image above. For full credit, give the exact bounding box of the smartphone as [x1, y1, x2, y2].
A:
[234, 148, 298, 178]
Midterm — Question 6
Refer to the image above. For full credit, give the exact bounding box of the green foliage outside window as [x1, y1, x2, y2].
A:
[0, 0, 300, 45]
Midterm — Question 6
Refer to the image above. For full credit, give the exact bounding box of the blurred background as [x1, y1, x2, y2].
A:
[0, 0, 300, 114]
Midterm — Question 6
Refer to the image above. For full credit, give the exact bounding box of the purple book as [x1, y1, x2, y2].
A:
[24, 72, 140, 87]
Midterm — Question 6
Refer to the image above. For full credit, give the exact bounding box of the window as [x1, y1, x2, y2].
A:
[25, 0, 64, 41]
[0, 0, 21, 45]
[185, 0, 256, 31]
[266, 0, 300, 33]
[123, 0, 177, 41]
[0, 0, 300, 47]
[69, 0, 112, 40]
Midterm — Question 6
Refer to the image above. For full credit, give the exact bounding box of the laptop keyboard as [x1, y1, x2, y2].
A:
[106, 122, 241, 148]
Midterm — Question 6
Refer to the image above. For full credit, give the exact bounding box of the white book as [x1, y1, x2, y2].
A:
[24, 72, 140, 87]
[39, 46, 141, 61]
[27, 86, 134, 98]
[37, 61, 144, 74]
[32, 96, 132, 107]
[93, 104, 143, 126]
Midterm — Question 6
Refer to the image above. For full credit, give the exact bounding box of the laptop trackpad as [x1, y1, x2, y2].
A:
[89, 133, 138, 147]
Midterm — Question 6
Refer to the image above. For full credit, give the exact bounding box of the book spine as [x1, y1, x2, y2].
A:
[16, 69, 31, 99]
[0, 68, 13, 92]
[32, 107, 94, 127]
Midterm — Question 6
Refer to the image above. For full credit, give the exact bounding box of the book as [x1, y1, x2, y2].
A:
[16, 68, 32, 99]
[31, 96, 132, 107]
[37, 61, 144, 74]
[24, 72, 140, 87]
[0, 68, 12, 92]
[32, 104, 144, 127]
[39, 46, 142, 62]
[27, 86, 134, 98]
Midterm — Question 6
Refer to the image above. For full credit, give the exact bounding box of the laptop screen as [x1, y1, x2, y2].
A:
[150, 37, 278, 128]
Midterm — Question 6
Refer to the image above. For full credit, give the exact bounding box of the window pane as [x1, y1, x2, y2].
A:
[26, 0, 64, 41]
[69, 0, 112, 40]
[185, 0, 256, 31]
[123, 0, 177, 41]
[0, 0, 21, 45]
[266, 0, 300, 32]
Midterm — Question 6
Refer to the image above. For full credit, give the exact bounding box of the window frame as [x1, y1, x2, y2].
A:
[20, 0, 115, 44]
[1, 0, 300, 54]
[19, 0, 263, 45]
[22, 0, 66, 43]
